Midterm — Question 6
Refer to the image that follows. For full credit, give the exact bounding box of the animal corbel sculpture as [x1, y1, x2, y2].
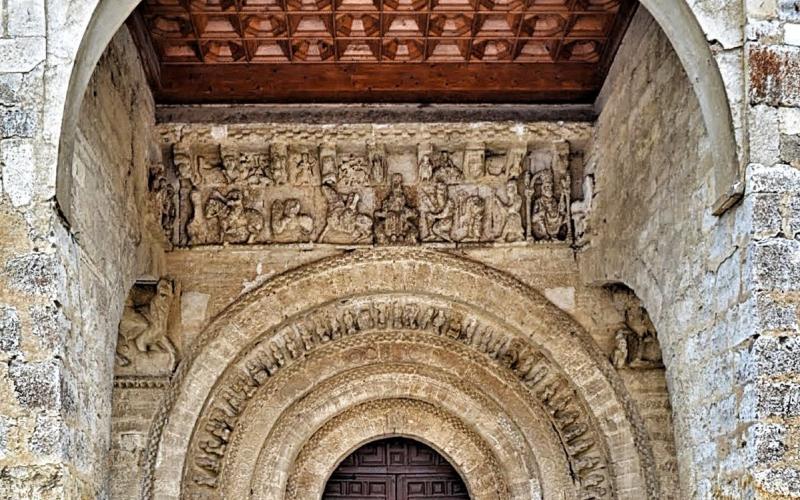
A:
[116, 279, 178, 370]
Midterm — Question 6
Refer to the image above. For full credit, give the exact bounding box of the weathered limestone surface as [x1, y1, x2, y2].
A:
[1, 25, 163, 498]
[582, 7, 800, 499]
[0, 1, 797, 499]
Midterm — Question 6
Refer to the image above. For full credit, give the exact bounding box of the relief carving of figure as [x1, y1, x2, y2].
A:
[423, 187, 483, 243]
[116, 279, 177, 370]
[319, 185, 373, 244]
[418, 153, 434, 183]
[504, 148, 527, 178]
[337, 154, 371, 188]
[271, 198, 314, 242]
[196, 155, 226, 184]
[418, 182, 451, 242]
[449, 192, 485, 242]
[201, 190, 265, 244]
[525, 167, 570, 242]
[149, 162, 176, 242]
[291, 152, 318, 186]
[432, 151, 464, 184]
[486, 181, 524, 242]
[221, 147, 270, 185]
[463, 146, 485, 179]
[270, 143, 289, 185]
[320, 147, 337, 185]
[611, 330, 628, 369]
[374, 173, 419, 245]
[173, 148, 197, 246]
[609, 286, 664, 369]
[368, 143, 387, 184]
[187, 189, 206, 244]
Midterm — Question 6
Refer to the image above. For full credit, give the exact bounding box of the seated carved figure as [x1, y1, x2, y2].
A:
[528, 172, 568, 241]
[271, 198, 314, 242]
[320, 186, 373, 244]
[375, 174, 419, 245]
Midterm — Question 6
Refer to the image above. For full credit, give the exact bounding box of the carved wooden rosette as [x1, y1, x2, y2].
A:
[157, 124, 583, 248]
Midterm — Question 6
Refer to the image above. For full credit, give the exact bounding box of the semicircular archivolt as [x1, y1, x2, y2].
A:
[146, 249, 657, 500]
[286, 398, 508, 500]
[240, 359, 553, 499]
[181, 296, 623, 499]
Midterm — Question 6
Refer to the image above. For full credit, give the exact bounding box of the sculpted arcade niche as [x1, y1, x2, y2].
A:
[153, 123, 587, 249]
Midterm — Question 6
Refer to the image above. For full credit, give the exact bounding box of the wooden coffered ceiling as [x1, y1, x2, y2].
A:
[128, 0, 637, 103]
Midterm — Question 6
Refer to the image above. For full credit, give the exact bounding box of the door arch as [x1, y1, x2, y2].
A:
[324, 437, 469, 500]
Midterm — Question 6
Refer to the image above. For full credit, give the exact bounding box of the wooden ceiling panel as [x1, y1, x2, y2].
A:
[130, 0, 637, 103]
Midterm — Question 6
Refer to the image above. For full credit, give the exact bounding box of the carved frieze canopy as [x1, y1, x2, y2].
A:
[156, 122, 589, 248]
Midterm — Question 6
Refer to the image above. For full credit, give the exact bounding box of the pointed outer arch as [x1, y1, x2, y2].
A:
[142, 248, 660, 499]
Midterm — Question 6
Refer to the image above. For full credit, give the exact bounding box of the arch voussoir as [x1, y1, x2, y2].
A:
[146, 249, 657, 500]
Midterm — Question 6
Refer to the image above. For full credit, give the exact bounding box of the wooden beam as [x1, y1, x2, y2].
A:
[154, 63, 602, 103]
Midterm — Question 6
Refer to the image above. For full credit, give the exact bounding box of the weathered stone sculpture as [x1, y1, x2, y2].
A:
[160, 127, 579, 247]
[271, 198, 314, 242]
[116, 279, 178, 373]
[320, 186, 373, 244]
[609, 286, 664, 369]
[526, 166, 570, 242]
[375, 173, 419, 244]
[199, 189, 264, 244]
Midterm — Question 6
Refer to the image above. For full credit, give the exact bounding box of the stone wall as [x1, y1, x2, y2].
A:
[582, 6, 800, 498]
[0, 0, 797, 498]
[70, 26, 164, 499]
[97, 117, 679, 498]
[0, 24, 162, 498]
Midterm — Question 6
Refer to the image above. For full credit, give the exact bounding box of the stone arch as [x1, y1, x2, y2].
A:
[56, 1, 740, 222]
[635, 1, 741, 211]
[55, 0, 141, 221]
[287, 398, 502, 500]
[143, 249, 661, 499]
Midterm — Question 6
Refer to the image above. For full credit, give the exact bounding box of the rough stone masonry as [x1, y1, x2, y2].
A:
[0, 1, 798, 499]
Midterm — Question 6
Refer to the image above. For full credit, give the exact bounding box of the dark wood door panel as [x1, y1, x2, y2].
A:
[398, 474, 470, 499]
[324, 438, 470, 500]
[324, 474, 396, 499]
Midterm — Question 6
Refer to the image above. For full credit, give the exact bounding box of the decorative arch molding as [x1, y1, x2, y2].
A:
[190, 302, 604, 499]
[286, 398, 507, 500]
[143, 249, 661, 499]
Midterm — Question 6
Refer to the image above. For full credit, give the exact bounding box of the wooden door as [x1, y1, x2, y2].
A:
[324, 438, 469, 500]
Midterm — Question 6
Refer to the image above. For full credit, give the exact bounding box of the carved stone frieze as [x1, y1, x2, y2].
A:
[185, 295, 612, 499]
[158, 124, 583, 247]
[148, 161, 177, 243]
[115, 279, 180, 377]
